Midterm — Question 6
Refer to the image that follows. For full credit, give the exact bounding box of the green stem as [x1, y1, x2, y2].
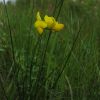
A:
[3, 0, 21, 98]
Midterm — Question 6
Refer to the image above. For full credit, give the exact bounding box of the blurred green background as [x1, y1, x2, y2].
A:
[0, 0, 99, 100]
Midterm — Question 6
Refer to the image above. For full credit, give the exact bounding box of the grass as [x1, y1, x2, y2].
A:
[0, 0, 99, 100]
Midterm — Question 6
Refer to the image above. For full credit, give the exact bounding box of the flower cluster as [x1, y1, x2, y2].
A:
[34, 12, 64, 34]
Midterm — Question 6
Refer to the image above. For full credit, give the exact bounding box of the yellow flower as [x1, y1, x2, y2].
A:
[34, 12, 47, 34]
[44, 15, 56, 28]
[34, 11, 64, 34]
[52, 22, 64, 31]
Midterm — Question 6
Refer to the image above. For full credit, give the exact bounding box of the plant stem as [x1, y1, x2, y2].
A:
[3, 0, 21, 98]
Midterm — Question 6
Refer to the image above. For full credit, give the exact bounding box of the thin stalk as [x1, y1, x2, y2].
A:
[53, 0, 63, 16]
[52, 0, 58, 15]
[41, 31, 52, 68]
[3, 0, 15, 69]
[3, 0, 21, 98]
[55, 0, 64, 19]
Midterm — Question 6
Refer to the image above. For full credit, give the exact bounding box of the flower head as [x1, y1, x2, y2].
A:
[34, 11, 64, 34]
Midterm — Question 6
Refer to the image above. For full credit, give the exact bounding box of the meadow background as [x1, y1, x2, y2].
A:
[0, 0, 99, 100]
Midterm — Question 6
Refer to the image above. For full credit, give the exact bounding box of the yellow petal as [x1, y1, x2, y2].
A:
[36, 12, 41, 20]
[53, 22, 64, 31]
[44, 15, 55, 28]
[34, 20, 47, 28]
[41, 21, 47, 28]
[37, 27, 43, 34]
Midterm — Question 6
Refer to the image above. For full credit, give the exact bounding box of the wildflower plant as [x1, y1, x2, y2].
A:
[0, 0, 99, 100]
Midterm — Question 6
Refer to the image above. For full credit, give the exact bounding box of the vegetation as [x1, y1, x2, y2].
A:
[0, 0, 99, 100]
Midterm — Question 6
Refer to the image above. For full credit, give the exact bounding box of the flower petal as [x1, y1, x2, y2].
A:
[34, 20, 47, 28]
[44, 15, 55, 28]
[53, 22, 64, 31]
[36, 12, 41, 20]
[37, 27, 43, 34]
